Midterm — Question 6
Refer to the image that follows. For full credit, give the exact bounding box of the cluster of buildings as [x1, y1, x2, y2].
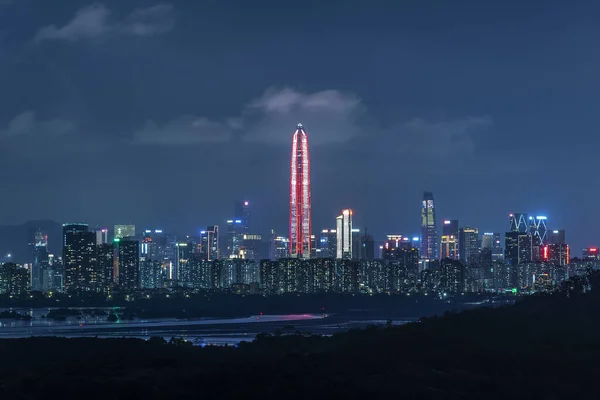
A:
[0, 123, 597, 297]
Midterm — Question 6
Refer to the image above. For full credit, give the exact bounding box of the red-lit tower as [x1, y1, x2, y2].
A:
[290, 123, 312, 258]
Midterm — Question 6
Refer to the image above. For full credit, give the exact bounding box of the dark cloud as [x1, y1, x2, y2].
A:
[34, 3, 174, 43]
[132, 87, 367, 146]
[0, 111, 75, 139]
[133, 116, 233, 145]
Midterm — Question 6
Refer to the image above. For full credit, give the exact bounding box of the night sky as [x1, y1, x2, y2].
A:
[0, 0, 598, 251]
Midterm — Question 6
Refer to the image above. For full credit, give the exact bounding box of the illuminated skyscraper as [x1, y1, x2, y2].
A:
[31, 228, 49, 291]
[234, 200, 251, 231]
[95, 229, 108, 245]
[62, 223, 97, 292]
[459, 227, 479, 264]
[336, 209, 353, 259]
[420, 192, 438, 259]
[200, 226, 219, 260]
[289, 123, 312, 258]
[117, 239, 140, 290]
[319, 229, 337, 259]
[114, 225, 135, 240]
[509, 213, 528, 233]
[440, 235, 458, 260]
[482, 233, 494, 249]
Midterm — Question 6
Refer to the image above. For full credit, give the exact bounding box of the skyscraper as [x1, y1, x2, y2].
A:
[356, 231, 375, 261]
[336, 209, 353, 259]
[547, 229, 566, 245]
[117, 239, 140, 290]
[442, 220, 459, 238]
[440, 235, 458, 260]
[234, 200, 251, 230]
[482, 233, 494, 249]
[509, 213, 528, 233]
[63, 223, 96, 292]
[114, 225, 135, 240]
[201, 226, 219, 260]
[31, 228, 49, 291]
[420, 192, 438, 259]
[95, 229, 108, 245]
[289, 123, 312, 258]
[319, 229, 337, 259]
[459, 227, 479, 264]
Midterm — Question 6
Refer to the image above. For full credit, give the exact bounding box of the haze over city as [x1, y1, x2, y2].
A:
[0, 0, 598, 249]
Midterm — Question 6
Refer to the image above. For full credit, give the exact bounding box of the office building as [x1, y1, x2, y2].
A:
[442, 220, 459, 238]
[583, 247, 600, 261]
[440, 235, 458, 260]
[459, 227, 479, 264]
[95, 229, 108, 245]
[226, 219, 244, 258]
[543, 244, 570, 266]
[114, 225, 135, 240]
[547, 229, 566, 245]
[509, 213, 528, 233]
[319, 229, 337, 259]
[482, 233, 494, 249]
[234, 200, 251, 230]
[420, 192, 438, 259]
[491, 233, 503, 262]
[529, 216, 548, 245]
[201, 226, 220, 261]
[31, 228, 49, 291]
[336, 209, 353, 259]
[289, 123, 312, 258]
[356, 230, 375, 260]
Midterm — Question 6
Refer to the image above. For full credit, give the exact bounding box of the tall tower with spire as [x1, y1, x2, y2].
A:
[289, 123, 312, 258]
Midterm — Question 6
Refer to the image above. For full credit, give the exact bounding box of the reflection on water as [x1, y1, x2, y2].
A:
[0, 307, 413, 346]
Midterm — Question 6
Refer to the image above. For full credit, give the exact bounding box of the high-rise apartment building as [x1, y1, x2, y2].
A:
[336, 209, 353, 259]
[289, 123, 312, 258]
[420, 192, 438, 259]
[63, 223, 97, 292]
[97, 243, 114, 287]
[117, 239, 139, 290]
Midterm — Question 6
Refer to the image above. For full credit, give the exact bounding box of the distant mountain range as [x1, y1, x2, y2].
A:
[0, 220, 63, 264]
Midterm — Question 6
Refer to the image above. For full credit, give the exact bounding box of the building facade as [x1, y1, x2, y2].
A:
[289, 123, 312, 258]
